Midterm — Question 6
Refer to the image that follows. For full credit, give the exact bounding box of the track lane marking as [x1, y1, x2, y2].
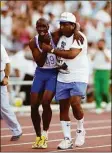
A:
[48, 144, 111, 152]
[1, 119, 111, 131]
[1, 134, 111, 147]
[1, 126, 111, 138]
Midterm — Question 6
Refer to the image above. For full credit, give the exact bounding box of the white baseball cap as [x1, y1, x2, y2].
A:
[59, 12, 76, 23]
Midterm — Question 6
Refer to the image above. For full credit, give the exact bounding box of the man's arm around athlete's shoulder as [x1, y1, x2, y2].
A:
[41, 31, 86, 59]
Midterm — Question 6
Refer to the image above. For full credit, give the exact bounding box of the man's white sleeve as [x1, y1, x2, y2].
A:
[70, 32, 87, 49]
[70, 40, 84, 49]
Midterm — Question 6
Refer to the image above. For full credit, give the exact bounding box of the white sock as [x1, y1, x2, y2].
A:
[61, 121, 71, 141]
[42, 130, 48, 138]
[77, 117, 84, 131]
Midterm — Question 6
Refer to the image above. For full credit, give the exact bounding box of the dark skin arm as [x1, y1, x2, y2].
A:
[42, 43, 81, 59]
[52, 48, 81, 59]
[29, 38, 47, 67]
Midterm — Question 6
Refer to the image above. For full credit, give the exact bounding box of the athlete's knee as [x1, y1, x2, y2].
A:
[30, 98, 37, 107]
[41, 96, 52, 109]
[31, 103, 40, 121]
[42, 102, 51, 111]
[30, 93, 39, 107]
[42, 95, 52, 104]
[31, 103, 39, 110]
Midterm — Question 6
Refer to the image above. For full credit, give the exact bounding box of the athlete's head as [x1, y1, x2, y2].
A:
[59, 12, 77, 37]
[36, 18, 49, 36]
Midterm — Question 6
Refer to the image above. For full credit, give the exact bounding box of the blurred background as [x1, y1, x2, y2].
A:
[1, 1, 111, 113]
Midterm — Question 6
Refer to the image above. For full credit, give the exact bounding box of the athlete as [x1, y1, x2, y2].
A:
[42, 12, 89, 149]
[29, 18, 58, 149]
[1, 44, 22, 141]
[29, 17, 84, 149]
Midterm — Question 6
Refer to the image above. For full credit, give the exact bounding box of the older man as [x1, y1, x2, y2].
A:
[42, 12, 89, 149]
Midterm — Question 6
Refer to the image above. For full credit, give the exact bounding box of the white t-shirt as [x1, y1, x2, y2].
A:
[93, 49, 111, 70]
[57, 32, 89, 83]
[1, 44, 10, 71]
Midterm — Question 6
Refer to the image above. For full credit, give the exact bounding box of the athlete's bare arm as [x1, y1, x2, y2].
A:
[29, 38, 47, 67]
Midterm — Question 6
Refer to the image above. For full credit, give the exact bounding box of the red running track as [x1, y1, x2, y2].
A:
[1, 110, 111, 152]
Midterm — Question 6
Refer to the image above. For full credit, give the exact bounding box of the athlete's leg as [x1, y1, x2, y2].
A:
[42, 90, 55, 131]
[30, 92, 43, 137]
[31, 67, 45, 137]
[41, 69, 57, 132]
[37, 69, 57, 149]
[36, 91, 54, 149]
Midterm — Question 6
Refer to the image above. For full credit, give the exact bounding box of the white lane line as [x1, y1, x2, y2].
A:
[1, 119, 111, 131]
[48, 144, 111, 153]
[1, 134, 111, 147]
[1, 126, 111, 138]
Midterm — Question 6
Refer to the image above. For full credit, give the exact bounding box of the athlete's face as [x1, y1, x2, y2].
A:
[36, 19, 49, 36]
[60, 22, 75, 37]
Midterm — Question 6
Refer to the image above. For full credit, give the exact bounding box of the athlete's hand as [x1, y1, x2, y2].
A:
[2, 77, 9, 86]
[42, 43, 53, 53]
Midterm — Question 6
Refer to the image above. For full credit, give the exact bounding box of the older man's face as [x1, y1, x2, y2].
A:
[60, 22, 75, 37]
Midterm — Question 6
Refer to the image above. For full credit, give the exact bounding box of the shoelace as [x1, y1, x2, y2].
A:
[77, 130, 82, 133]
[64, 137, 70, 140]
[38, 136, 46, 146]
[33, 137, 40, 145]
